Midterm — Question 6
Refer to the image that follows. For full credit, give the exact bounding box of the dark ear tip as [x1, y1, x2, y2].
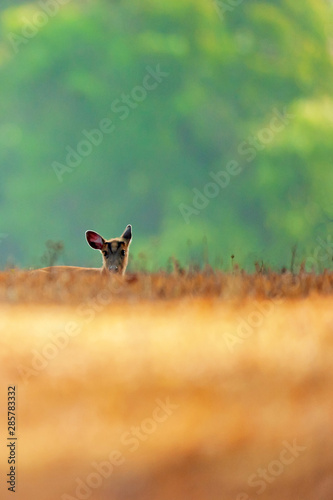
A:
[122, 224, 132, 240]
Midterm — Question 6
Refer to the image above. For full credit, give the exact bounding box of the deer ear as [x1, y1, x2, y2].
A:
[85, 230, 105, 250]
[121, 224, 132, 243]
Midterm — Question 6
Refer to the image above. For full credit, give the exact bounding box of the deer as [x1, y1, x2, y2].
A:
[36, 224, 132, 275]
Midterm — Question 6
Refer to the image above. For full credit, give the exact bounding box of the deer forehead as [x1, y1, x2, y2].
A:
[102, 239, 126, 254]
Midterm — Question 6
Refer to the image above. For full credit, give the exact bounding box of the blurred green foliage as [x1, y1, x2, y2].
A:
[0, 0, 332, 271]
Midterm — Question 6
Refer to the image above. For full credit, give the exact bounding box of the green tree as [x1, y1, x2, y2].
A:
[0, 0, 332, 270]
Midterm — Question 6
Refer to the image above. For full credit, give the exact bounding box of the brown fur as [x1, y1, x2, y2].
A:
[37, 224, 132, 275]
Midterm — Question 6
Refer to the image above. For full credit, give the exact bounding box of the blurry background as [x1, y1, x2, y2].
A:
[0, 0, 332, 271]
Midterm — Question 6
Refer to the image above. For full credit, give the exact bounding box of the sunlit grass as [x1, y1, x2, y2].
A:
[0, 269, 332, 499]
[0, 267, 333, 303]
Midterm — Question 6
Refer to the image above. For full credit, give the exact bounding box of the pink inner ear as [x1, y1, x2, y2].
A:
[86, 231, 104, 250]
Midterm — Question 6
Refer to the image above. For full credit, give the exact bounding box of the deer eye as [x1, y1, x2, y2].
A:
[121, 249, 126, 257]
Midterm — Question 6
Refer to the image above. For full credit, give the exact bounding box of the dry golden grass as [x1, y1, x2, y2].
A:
[1, 268, 333, 303]
[0, 270, 333, 500]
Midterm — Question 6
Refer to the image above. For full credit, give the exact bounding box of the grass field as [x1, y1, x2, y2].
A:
[1, 269, 333, 500]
